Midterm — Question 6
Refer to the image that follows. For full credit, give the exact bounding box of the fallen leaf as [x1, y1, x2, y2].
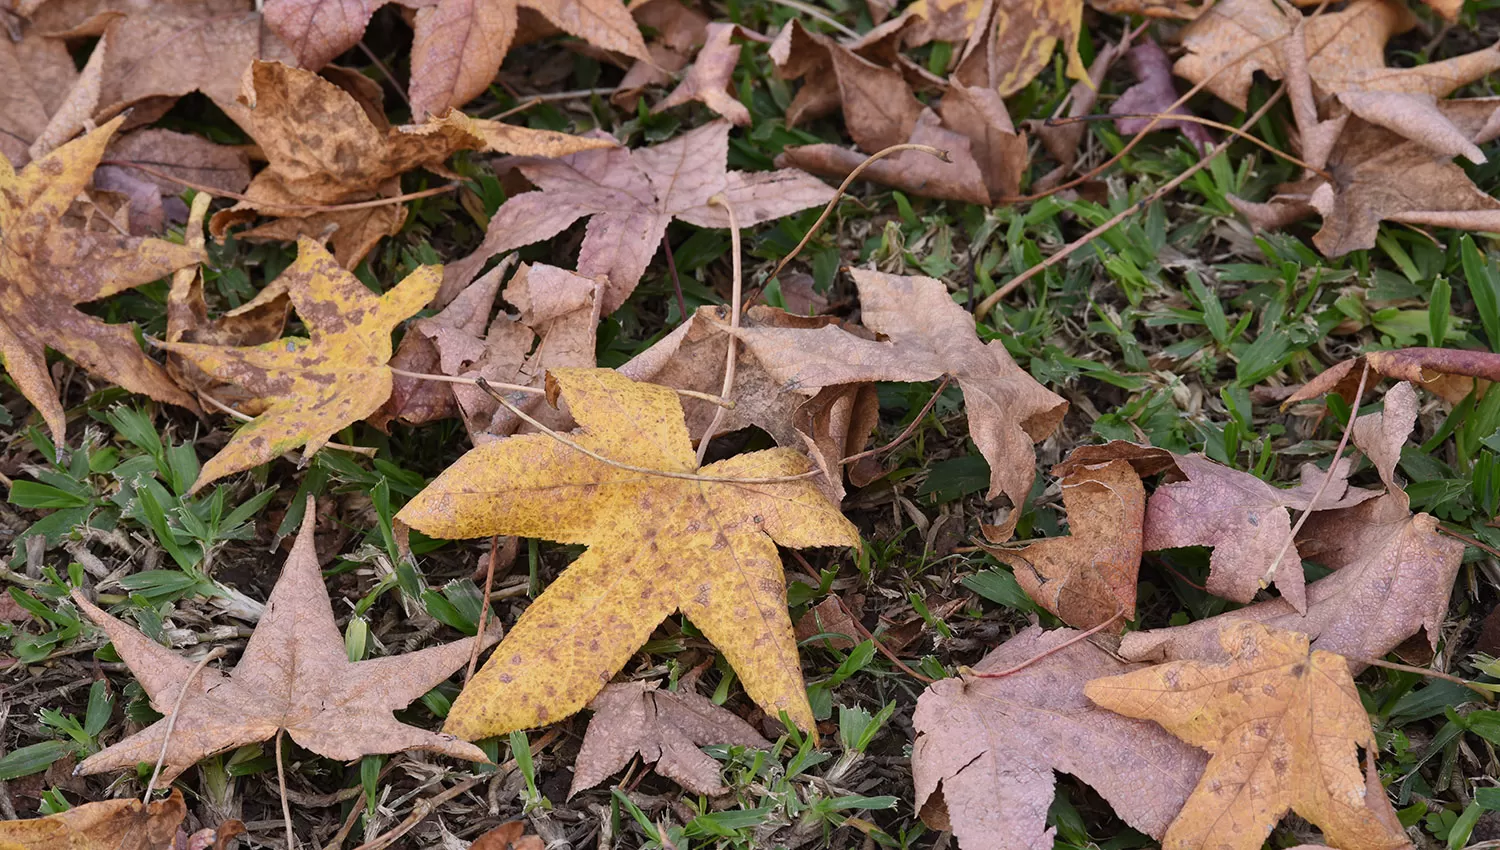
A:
[162, 238, 440, 494]
[0, 116, 204, 447]
[1287, 346, 1500, 407]
[570, 680, 770, 796]
[0, 24, 100, 165]
[1142, 452, 1379, 614]
[794, 596, 861, 650]
[1120, 384, 1464, 668]
[0, 789, 185, 850]
[210, 61, 614, 268]
[730, 269, 1068, 539]
[620, 304, 880, 503]
[768, 18, 916, 135]
[1110, 39, 1212, 151]
[1175, 0, 1500, 154]
[374, 261, 510, 430]
[983, 457, 1144, 631]
[471, 821, 545, 850]
[442, 120, 835, 308]
[936, 83, 1027, 202]
[407, 0, 650, 117]
[1035, 37, 1128, 186]
[95, 129, 252, 236]
[1086, 621, 1409, 850]
[609, 0, 711, 106]
[653, 23, 764, 125]
[74, 502, 491, 784]
[261, 0, 408, 70]
[396, 367, 860, 738]
[912, 625, 1208, 850]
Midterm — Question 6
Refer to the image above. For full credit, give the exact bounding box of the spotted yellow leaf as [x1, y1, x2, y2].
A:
[397, 367, 860, 739]
[165, 238, 440, 493]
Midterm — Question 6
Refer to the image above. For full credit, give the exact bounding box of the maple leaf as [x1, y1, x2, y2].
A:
[442, 120, 836, 308]
[1239, 99, 1500, 257]
[730, 269, 1067, 539]
[981, 457, 1144, 631]
[653, 23, 764, 126]
[1175, 0, 1500, 156]
[0, 116, 204, 447]
[210, 61, 615, 268]
[570, 680, 770, 797]
[0, 789, 184, 850]
[912, 625, 1208, 850]
[0, 23, 102, 166]
[396, 367, 860, 738]
[162, 238, 440, 494]
[1143, 452, 1379, 614]
[1119, 383, 1465, 667]
[73, 503, 491, 784]
[621, 304, 880, 503]
[1086, 621, 1409, 850]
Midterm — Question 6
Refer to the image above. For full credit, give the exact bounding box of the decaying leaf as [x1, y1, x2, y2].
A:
[0, 116, 204, 447]
[397, 368, 859, 739]
[407, 0, 650, 117]
[570, 680, 770, 796]
[74, 503, 491, 784]
[0, 24, 100, 165]
[1120, 383, 1465, 667]
[1287, 345, 1500, 407]
[981, 458, 1144, 630]
[912, 625, 1208, 850]
[163, 238, 440, 493]
[1143, 452, 1379, 614]
[471, 822, 545, 850]
[1086, 621, 1409, 850]
[770, 19, 922, 154]
[654, 23, 764, 125]
[0, 789, 185, 850]
[1110, 39, 1212, 150]
[95, 129, 252, 236]
[620, 304, 880, 503]
[210, 61, 614, 268]
[730, 269, 1068, 539]
[443, 120, 835, 308]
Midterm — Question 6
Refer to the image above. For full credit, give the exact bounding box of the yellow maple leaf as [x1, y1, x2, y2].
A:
[1084, 621, 1409, 850]
[397, 367, 860, 739]
[0, 116, 204, 447]
[164, 238, 440, 493]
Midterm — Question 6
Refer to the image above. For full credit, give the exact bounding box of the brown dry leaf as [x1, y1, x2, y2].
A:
[162, 238, 440, 494]
[443, 120, 835, 308]
[210, 61, 614, 269]
[794, 596, 860, 650]
[471, 821, 545, 850]
[407, 0, 650, 118]
[730, 269, 1067, 539]
[1143, 452, 1379, 614]
[74, 502, 491, 784]
[1120, 384, 1465, 668]
[654, 23, 765, 126]
[1110, 39, 1212, 151]
[912, 625, 1208, 850]
[1086, 621, 1409, 850]
[261, 0, 415, 70]
[374, 261, 510, 430]
[620, 304, 879, 503]
[770, 19, 922, 154]
[0, 23, 101, 165]
[1175, 0, 1499, 148]
[0, 789, 185, 850]
[0, 116, 204, 447]
[570, 680, 770, 797]
[1287, 346, 1500, 407]
[396, 368, 859, 739]
[95, 129, 252, 236]
[442, 263, 603, 439]
[982, 458, 1144, 631]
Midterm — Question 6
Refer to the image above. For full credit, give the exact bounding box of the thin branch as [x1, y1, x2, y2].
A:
[842, 376, 953, 466]
[386, 367, 736, 408]
[468, 536, 499, 682]
[663, 230, 688, 324]
[697, 195, 742, 465]
[766, 143, 950, 285]
[357, 41, 410, 108]
[474, 378, 822, 484]
[144, 647, 226, 801]
[1046, 113, 1331, 178]
[1351, 656, 1496, 700]
[97, 160, 459, 213]
[974, 84, 1287, 318]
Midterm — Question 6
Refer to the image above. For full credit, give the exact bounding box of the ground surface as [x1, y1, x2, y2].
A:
[5, 4, 1500, 850]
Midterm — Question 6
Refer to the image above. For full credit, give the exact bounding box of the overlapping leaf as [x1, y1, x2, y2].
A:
[397, 368, 859, 739]
[0, 789, 184, 850]
[163, 238, 440, 493]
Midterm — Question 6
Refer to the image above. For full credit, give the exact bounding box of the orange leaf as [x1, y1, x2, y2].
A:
[0, 790, 184, 850]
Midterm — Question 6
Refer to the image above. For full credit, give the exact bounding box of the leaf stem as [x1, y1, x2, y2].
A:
[198, 392, 377, 457]
[143, 646, 225, 802]
[697, 195, 742, 465]
[387, 367, 736, 408]
[969, 609, 1124, 679]
[275, 728, 296, 850]
[96, 160, 460, 213]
